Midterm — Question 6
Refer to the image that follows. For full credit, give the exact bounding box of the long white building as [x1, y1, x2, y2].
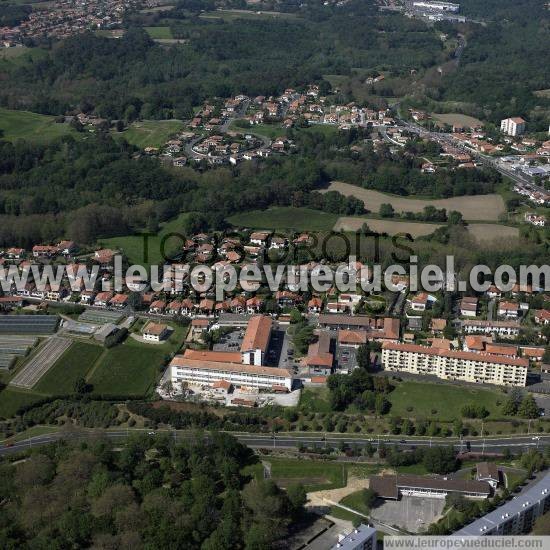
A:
[170, 356, 293, 390]
[462, 319, 521, 338]
[381, 342, 528, 386]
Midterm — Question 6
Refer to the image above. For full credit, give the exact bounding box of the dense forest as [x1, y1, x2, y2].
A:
[0, 7, 445, 119]
[0, 433, 307, 548]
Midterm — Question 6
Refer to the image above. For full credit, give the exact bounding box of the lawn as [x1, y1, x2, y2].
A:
[88, 325, 186, 396]
[299, 387, 332, 413]
[229, 120, 284, 139]
[116, 119, 184, 149]
[0, 387, 45, 419]
[144, 26, 174, 39]
[99, 212, 193, 267]
[34, 342, 104, 395]
[387, 380, 503, 421]
[243, 457, 348, 492]
[0, 107, 76, 143]
[228, 207, 339, 231]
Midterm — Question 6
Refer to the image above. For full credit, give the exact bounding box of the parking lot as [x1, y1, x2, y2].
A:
[370, 496, 445, 533]
[213, 329, 245, 352]
[335, 345, 357, 372]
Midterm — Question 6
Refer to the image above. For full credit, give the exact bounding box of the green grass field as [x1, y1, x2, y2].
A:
[34, 342, 104, 395]
[0, 107, 76, 143]
[144, 26, 174, 39]
[228, 207, 338, 231]
[88, 325, 185, 396]
[116, 119, 184, 148]
[299, 387, 332, 413]
[99, 212, 193, 267]
[229, 120, 285, 139]
[243, 457, 348, 492]
[388, 381, 503, 421]
[0, 387, 45, 419]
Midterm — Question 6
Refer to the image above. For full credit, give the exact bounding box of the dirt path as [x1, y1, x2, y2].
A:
[307, 476, 371, 507]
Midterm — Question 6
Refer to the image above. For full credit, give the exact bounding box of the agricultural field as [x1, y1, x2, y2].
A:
[88, 324, 185, 396]
[387, 380, 504, 421]
[466, 223, 519, 243]
[228, 207, 339, 232]
[116, 119, 184, 149]
[199, 9, 299, 21]
[34, 342, 104, 395]
[144, 26, 173, 39]
[0, 107, 76, 143]
[431, 112, 484, 129]
[10, 337, 72, 389]
[326, 181, 506, 222]
[0, 387, 45, 419]
[100, 212, 193, 267]
[334, 217, 443, 237]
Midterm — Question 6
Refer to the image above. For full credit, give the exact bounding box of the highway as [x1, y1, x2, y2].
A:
[2, 429, 549, 457]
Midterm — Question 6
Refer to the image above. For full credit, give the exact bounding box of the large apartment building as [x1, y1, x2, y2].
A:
[500, 117, 526, 137]
[381, 342, 528, 386]
[455, 472, 550, 536]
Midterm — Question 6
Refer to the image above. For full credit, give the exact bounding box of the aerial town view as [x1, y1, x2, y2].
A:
[0, 0, 549, 548]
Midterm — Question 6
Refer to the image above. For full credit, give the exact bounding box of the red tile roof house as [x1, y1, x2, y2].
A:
[32, 245, 59, 259]
[149, 300, 166, 315]
[249, 231, 271, 246]
[6, 247, 25, 260]
[94, 291, 114, 307]
[498, 301, 520, 318]
[167, 300, 182, 315]
[180, 299, 195, 316]
[338, 329, 368, 348]
[534, 309, 550, 325]
[57, 240, 77, 255]
[198, 299, 215, 316]
[305, 331, 334, 375]
[80, 290, 96, 304]
[246, 297, 264, 314]
[231, 296, 246, 314]
[275, 291, 302, 308]
[215, 301, 230, 313]
[308, 297, 323, 313]
[109, 293, 129, 308]
[460, 296, 479, 317]
[94, 249, 115, 268]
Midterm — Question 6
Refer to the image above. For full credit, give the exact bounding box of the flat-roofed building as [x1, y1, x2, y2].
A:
[381, 342, 528, 386]
[454, 472, 550, 536]
[169, 356, 293, 390]
[461, 319, 521, 338]
[331, 524, 377, 550]
[371, 474, 491, 501]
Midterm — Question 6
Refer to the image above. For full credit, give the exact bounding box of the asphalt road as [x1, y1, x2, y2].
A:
[2, 430, 549, 457]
